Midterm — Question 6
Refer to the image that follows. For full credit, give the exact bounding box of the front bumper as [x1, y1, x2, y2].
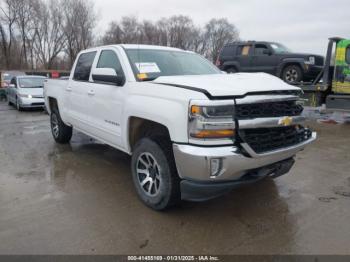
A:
[303, 64, 323, 79]
[173, 132, 316, 200]
[180, 158, 295, 201]
[18, 97, 45, 108]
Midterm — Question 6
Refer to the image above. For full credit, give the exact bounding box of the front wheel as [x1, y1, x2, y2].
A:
[226, 67, 237, 74]
[131, 138, 181, 210]
[50, 108, 73, 144]
[282, 65, 302, 84]
[16, 98, 23, 111]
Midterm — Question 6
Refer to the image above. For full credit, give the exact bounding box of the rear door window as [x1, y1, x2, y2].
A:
[221, 46, 235, 57]
[73, 51, 97, 81]
[346, 46, 350, 64]
[237, 45, 251, 56]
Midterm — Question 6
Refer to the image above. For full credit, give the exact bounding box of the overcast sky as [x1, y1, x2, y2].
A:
[95, 0, 349, 55]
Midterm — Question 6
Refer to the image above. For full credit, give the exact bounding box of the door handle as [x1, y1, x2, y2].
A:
[65, 87, 72, 92]
[87, 90, 95, 96]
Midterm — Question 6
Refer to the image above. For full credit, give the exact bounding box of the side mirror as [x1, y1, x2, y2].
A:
[91, 68, 125, 86]
[263, 49, 272, 55]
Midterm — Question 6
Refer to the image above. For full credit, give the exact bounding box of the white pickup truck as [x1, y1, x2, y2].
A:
[44, 44, 316, 210]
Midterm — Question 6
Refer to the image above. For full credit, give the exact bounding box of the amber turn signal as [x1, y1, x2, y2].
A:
[191, 105, 201, 115]
[191, 129, 235, 139]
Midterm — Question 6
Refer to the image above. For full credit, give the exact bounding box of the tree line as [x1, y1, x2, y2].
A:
[0, 0, 239, 70]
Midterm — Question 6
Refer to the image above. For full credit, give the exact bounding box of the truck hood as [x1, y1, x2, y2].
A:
[279, 53, 324, 64]
[153, 73, 300, 98]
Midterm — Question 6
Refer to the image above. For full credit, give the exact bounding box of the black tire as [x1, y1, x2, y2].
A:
[16, 97, 23, 111]
[50, 108, 73, 144]
[131, 137, 181, 210]
[282, 65, 303, 84]
[226, 67, 237, 74]
[8, 100, 12, 106]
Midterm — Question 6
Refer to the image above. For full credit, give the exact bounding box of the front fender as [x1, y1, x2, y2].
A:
[277, 58, 306, 77]
[122, 94, 189, 151]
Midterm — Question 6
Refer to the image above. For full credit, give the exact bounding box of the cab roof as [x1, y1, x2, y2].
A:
[82, 44, 184, 53]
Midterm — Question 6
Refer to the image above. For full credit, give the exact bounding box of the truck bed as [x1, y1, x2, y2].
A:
[44, 78, 69, 110]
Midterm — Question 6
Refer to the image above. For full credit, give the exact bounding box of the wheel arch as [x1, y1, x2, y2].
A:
[128, 117, 172, 153]
[278, 59, 304, 78]
[47, 96, 58, 114]
[222, 62, 240, 72]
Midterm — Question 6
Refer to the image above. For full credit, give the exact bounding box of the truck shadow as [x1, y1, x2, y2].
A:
[47, 133, 296, 253]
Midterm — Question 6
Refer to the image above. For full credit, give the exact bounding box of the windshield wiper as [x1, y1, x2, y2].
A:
[23, 86, 44, 88]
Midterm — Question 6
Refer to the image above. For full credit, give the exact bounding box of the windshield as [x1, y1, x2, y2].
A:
[18, 78, 45, 88]
[270, 43, 292, 54]
[4, 74, 11, 81]
[125, 49, 220, 80]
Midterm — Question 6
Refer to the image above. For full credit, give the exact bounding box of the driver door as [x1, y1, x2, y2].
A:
[251, 43, 278, 74]
[88, 48, 126, 148]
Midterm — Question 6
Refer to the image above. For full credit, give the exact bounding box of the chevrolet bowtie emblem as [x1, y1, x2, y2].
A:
[279, 116, 293, 126]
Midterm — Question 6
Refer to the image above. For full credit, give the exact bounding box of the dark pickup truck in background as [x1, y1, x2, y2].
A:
[216, 41, 324, 84]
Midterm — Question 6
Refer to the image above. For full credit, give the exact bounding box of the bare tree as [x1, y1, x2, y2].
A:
[101, 15, 239, 62]
[0, 0, 20, 68]
[102, 16, 142, 45]
[203, 18, 239, 62]
[102, 21, 124, 44]
[15, 0, 38, 68]
[1, 0, 239, 71]
[165, 15, 197, 49]
[62, 0, 96, 66]
[32, 0, 66, 69]
[139, 20, 159, 45]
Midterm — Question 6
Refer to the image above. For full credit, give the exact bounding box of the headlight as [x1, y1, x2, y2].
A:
[305, 56, 315, 65]
[18, 94, 32, 98]
[189, 103, 235, 140]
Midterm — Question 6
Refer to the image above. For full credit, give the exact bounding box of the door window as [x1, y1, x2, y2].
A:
[346, 46, 350, 64]
[221, 46, 236, 56]
[10, 77, 16, 87]
[236, 45, 251, 56]
[254, 44, 269, 55]
[97, 50, 124, 76]
[73, 51, 97, 81]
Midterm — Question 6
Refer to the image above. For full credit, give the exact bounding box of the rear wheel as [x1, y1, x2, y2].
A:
[282, 65, 302, 84]
[131, 137, 181, 210]
[50, 108, 73, 144]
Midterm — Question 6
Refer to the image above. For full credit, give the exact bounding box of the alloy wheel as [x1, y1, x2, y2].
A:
[51, 113, 59, 138]
[136, 152, 162, 197]
[285, 69, 298, 83]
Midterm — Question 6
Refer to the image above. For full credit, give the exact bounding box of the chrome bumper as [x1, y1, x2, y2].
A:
[173, 132, 316, 182]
